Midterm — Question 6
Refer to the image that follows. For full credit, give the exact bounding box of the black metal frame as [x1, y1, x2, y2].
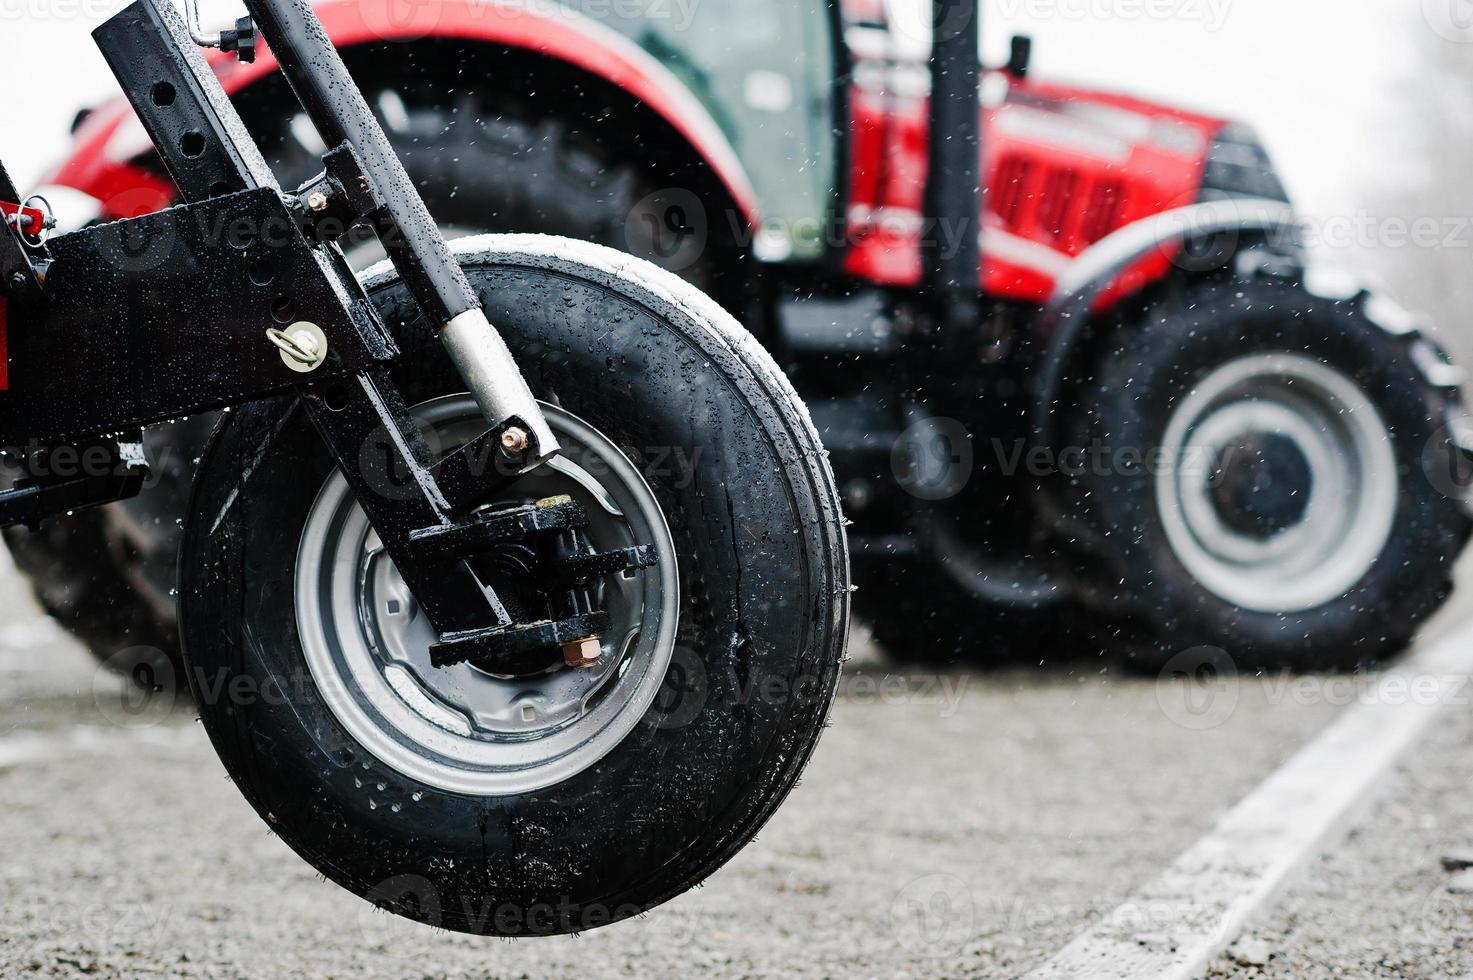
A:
[0, 0, 639, 675]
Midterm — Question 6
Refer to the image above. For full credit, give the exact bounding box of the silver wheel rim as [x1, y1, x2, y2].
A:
[1155, 352, 1398, 613]
[295, 396, 679, 796]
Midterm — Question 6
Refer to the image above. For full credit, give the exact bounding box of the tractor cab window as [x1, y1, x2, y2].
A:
[562, 0, 837, 263]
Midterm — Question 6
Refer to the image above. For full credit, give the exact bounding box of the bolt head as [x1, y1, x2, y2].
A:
[291, 330, 321, 359]
[306, 191, 329, 213]
[499, 426, 530, 453]
[561, 637, 601, 669]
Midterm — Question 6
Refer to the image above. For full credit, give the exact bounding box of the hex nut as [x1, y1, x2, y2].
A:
[561, 637, 601, 669]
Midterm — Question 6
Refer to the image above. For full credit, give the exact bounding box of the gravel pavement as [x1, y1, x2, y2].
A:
[0, 571, 1343, 980]
[1206, 673, 1473, 980]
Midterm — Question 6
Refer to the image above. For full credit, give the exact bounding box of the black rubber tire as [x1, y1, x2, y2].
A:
[179, 236, 848, 936]
[1074, 268, 1472, 671]
[6, 92, 710, 681]
[1, 503, 178, 687]
[849, 405, 1088, 669]
[852, 544, 1073, 667]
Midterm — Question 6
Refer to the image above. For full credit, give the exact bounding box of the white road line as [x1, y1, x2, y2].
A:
[1026, 625, 1473, 980]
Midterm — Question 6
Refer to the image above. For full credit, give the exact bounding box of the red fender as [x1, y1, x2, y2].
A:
[48, 0, 759, 224]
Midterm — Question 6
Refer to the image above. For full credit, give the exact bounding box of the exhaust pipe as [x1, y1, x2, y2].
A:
[922, 0, 982, 329]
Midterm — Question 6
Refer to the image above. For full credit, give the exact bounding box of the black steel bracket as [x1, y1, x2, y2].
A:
[94, 0, 278, 203]
[293, 143, 384, 244]
[0, 434, 149, 529]
[0, 188, 394, 445]
[0, 159, 41, 300]
[412, 497, 657, 673]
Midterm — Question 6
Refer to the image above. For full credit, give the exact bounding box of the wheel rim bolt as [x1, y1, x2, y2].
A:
[500, 426, 530, 453]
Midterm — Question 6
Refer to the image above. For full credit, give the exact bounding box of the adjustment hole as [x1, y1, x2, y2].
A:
[227, 223, 255, 250]
[179, 131, 206, 158]
[270, 295, 296, 323]
[151, 82, 176, 107]
[248, 260, 275, 287]
[324, 384, 352, 413]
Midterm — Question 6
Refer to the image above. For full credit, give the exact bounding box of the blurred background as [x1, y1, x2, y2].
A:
[11, 0, 1472, 364]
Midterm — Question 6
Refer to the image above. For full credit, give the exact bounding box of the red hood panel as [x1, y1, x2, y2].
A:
[844, 71, 1229, 302]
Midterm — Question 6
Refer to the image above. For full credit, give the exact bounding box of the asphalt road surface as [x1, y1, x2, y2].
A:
[9, 549, 1471, 980]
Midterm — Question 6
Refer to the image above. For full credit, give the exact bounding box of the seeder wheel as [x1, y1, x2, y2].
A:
[179, 236, 849, 935]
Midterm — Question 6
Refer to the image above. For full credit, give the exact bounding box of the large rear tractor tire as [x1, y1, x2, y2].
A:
[1074, 264, 1473, 671]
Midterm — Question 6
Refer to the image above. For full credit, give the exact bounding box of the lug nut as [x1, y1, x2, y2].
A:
[500, 426, 530, 454]
[562, 636, 601, 669]
[306, 190, 329, 213]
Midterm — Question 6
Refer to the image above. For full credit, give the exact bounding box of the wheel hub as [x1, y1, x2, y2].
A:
[1208, 432, 1314, 539]
[1156, 353, 1398, 613]
[295, 396, 679, 795]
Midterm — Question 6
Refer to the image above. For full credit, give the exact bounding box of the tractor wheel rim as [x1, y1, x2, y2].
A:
[295, 395, 679, 796]
[1155, 352, 1398, 613]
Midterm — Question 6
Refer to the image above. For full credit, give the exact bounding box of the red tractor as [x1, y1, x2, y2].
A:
[14, 0, 1471, 675]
